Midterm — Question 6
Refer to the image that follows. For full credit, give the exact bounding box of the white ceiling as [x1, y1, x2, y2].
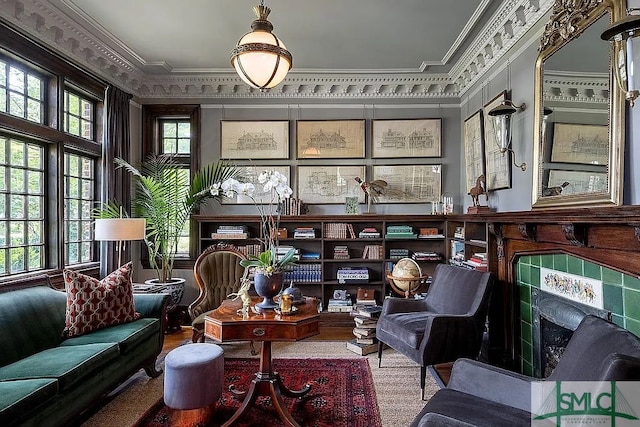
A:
[0, 0, 555, 99]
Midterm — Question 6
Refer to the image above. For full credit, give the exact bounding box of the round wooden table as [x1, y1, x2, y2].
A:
[204, 296, 320, 427]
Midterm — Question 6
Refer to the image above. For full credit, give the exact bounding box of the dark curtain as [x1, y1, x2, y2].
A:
[101, 85, 133, 276]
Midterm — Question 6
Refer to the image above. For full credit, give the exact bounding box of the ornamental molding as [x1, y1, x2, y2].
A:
[0, 0, 554, 100]
[543, 71, 610, 105]
[538, 0, 603, 52]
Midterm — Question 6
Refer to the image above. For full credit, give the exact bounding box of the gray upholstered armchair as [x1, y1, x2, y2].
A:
[411, 315, 640, 426]
[188, 243, 248, 343]
[376, 263, 494, 399]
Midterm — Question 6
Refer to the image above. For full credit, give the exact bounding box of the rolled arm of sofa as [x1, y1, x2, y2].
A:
[381, 297, 428, 315]
[447, 358, 534, 412]
[134, 293, 170, 318]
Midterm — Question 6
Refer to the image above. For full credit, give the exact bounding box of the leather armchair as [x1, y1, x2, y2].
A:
[376, 264, 494, 399]
[411, 315, 640, 426]
[188, 243, 248, 343]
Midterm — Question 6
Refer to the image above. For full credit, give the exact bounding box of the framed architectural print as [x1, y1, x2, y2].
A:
[222, 165, 291, 204]
[296, 165, 365, 204]
[483, 91, 511, 190]
[550, 123, 609, 165]
[220, 120, 289, 159]
[296, 120, 365, 159]
[372, 119, 442, 158]
[546, 169, 608, 196]
[372, 164, 442, 203]
[463, 109, 485, 193]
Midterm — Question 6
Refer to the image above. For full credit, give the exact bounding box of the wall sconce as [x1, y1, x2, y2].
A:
[601, 11, 640, 106]
[487, 100, 527, 171]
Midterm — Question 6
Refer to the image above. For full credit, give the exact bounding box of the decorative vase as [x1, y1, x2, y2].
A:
[254, 272, 284, 310]
[144, 277, 186, 310]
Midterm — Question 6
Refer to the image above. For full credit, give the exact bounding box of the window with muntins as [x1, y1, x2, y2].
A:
[0, 135, 45, 275]
[64, 152, 95, 265]
[0, 58, 44, 123]
[64, 90, 94, 140]
[161, 120, 191, 155]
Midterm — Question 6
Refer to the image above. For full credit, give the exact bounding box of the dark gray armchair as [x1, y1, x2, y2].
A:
[377, 263, 494, 399]
[412, 315, 640, 427]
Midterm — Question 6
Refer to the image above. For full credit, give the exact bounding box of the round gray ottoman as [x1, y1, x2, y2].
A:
[164, 342, 224, 410]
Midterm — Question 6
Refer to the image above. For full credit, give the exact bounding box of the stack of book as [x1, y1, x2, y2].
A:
[362, 244, 383, 260]
[211, 225, 248, 239]
[464, 252, 488, 271]
[358, 227, 380, 238]
[300, 251, 320, 260]
[324, 223, 356, 239]
[418, 227, 445, 239]
[389, 248, 410, 260]
[337, 267, 369, 284]
[333, 245, 350, 260]
[327, 296, 353, 312]
[412, 251, 442, 261]
[385, 225, 417, 239]
[293, 227, 316, 239]
[346, 305, 383, 355]
[454, 226, 465, 239]
[276, 246, 299, 261]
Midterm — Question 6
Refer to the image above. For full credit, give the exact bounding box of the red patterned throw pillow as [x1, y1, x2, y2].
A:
[63, 262, 140, 337]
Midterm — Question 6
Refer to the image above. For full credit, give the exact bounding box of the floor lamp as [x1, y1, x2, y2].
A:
[95, 218, 146, 268]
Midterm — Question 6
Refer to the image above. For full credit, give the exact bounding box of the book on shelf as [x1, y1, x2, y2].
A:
[327, 304, 354, 313]
[454, 226, 465, 239]
[362, 244, 383, 260]
[300, 251, 321, 260]
[357, 305, 382, 318]
[328, 298, 353, 306]
[358, 227, 381, 238]
[293, 227, 316, 239]
[211, 232, 248, 239]
[355, 337, 376, 345]
[346, 338, 377, 356]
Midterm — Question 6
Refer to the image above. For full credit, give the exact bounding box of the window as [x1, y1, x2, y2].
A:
[0, 58, 44, 123]
[143, 106, 199, 262]
[0, 23, 105, 280]
[161, 120, 190, 154]
[0, 135, 45, 275]
[160, 119, 191, 254]
[64, 152, 95, 265]
[64, 90, 94, 139]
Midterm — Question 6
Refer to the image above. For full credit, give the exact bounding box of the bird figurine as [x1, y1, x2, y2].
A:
[542, 181, 570, 196]
[355, 177, 388, 213]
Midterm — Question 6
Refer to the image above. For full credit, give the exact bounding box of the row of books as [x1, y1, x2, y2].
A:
[389, 248, 410, 260]
[362, 244, 383, 260]
[282, 263, 322, 283]
[324, 222, 356, 239]
[277, 197, 307, 216]
[412, 251, 442, 261]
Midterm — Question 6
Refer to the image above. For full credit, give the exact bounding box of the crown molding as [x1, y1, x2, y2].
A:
[543, 70, 610, 105]
[0, 0, 553, 100]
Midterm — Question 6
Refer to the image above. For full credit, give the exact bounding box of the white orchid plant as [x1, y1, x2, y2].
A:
[211, 169, 296, 276]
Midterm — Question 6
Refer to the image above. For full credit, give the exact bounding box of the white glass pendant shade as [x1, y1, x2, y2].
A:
[230, 3, 292, 91]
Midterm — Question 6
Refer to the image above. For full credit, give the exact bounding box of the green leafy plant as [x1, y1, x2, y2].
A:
[95, 154, 242, 283]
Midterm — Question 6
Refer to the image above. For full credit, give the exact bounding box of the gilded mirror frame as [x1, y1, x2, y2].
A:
[532, 0, 625, 208]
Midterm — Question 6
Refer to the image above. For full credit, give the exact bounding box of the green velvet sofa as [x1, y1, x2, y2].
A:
[0, 275, 169, 427]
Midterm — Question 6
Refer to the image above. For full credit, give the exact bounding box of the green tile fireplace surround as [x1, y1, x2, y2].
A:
[517, 253, 640, 376]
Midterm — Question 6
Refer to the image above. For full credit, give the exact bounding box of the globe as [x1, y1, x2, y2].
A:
[388, 258, 423, 296]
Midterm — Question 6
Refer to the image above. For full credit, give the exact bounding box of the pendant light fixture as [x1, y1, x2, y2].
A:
[601, 11, 640, 106]
[230, 1, 292, 91]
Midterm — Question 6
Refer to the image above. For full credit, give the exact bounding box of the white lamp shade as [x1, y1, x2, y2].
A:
[95, 218, 146, 241]
[232, 30, 291, 89]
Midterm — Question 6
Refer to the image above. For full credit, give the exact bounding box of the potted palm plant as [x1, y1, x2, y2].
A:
[96, 154, 242, 298]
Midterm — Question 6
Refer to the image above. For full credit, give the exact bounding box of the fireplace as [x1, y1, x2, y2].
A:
[531, 289, 609, 378]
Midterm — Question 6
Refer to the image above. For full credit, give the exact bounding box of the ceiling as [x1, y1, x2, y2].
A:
[0, 0, 555, 99]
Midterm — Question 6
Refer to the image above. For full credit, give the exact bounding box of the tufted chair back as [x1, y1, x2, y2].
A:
[188, 243, 248, 342]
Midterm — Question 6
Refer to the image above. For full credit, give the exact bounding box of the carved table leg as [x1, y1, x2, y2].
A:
[223, 341, 311, 427]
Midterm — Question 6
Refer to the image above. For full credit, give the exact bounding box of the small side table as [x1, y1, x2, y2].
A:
[133, 282, 185, 333]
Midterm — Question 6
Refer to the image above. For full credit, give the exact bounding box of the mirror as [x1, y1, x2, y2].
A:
[532, 0, 625, 208]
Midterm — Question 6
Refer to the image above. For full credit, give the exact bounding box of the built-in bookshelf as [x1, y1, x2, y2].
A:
[446, 219, 490, 272]
[195, 214, 455, 310]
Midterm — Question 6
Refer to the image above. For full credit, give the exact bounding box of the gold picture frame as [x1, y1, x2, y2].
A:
[372, 119, 442, 158]
[221, 120, 289, 159]
[296, 120, 365, 159]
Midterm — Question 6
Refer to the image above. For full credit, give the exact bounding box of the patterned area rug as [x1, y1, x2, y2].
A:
[135, 357, 381, 427]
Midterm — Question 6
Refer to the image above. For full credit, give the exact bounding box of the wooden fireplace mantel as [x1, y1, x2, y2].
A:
[457, 206, 640, 367]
